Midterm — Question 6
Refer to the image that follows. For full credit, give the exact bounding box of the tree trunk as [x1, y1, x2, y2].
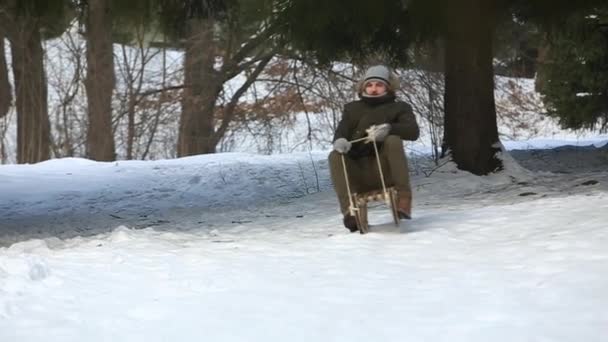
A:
[535, 33, 551, 93]
[85, 0, 116, 161]
[177, 18, 222, 156]
[126, 90, 136, 160]
[0, 29, 11, 119]
[442, 0, 501, 175]
[10, 19, 51, 164]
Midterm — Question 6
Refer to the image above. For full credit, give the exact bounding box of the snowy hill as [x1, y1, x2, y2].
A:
[1, 138, 608, 341]
[0, 152, 331, 244]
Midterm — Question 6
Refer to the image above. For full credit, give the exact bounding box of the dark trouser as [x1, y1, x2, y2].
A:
[328, 135, 412, 215]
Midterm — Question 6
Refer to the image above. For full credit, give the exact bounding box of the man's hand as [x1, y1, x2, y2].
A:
[366, 123, 391, 142]
[333, 138, 352, 154]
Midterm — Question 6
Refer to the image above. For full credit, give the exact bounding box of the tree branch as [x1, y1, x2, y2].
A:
[221, 23, 276, 78]
[214, 55, 274, 145]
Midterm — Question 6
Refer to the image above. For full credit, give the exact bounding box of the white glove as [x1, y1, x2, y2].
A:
[366, 123, 391, 142]
[333, 138, 352, 153]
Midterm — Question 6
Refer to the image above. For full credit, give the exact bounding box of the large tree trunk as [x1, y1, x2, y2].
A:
[85, 0, 116, 161]
[10, 19, 51, 164]
[0, 29, 11, 119]
[177, 18, 222, 156]
[443, 0, 501, 175]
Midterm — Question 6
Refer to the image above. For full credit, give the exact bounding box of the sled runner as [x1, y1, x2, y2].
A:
[341, 138, 401, 234]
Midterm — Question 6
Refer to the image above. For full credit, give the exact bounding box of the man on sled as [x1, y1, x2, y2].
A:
[329, 65, 420, 232]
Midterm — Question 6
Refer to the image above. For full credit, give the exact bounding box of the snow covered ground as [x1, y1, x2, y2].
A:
[1, 138, 608, 341]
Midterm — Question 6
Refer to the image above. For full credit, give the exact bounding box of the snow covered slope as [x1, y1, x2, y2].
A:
[1, 141, 607, 341]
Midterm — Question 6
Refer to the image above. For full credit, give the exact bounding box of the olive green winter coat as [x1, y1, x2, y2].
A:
[333, 97, 420, 159]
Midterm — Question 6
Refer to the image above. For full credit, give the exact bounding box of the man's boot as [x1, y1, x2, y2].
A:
[343, 214, 359, 232]
[397, 191, 412, 220]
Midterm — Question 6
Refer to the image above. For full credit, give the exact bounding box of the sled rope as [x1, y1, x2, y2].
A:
[340, 153, 357, 216]
[341, 137, 390, 215]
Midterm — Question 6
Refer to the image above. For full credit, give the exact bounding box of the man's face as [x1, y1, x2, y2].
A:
[364, 81, 387, 96]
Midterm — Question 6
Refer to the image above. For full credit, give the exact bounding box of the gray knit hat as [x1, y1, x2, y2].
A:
[357, 65, 399, 95]
[362, 65, 391, 86]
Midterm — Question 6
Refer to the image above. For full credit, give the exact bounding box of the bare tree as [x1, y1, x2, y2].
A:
[140, 46, 180, 160]
[43, 19, 183, 161]
[114, 26, 179, 160]
[46, 24, 87, 158]
[244, 59, 357, 153]
[399, 69, 444, 163]
[494, 76, 548, 140]
[116, 31, 161, 159]
[221, 58, 332, 154]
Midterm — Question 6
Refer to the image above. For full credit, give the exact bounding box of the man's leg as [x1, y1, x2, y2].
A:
[380, 135, 413, 219]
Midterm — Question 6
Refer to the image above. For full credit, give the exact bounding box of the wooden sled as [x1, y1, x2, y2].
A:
[341, 137, 401, 234]
[350, 187, 400, 234]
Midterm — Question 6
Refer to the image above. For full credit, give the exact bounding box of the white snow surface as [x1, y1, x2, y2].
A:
[1, 140, 608, 341]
